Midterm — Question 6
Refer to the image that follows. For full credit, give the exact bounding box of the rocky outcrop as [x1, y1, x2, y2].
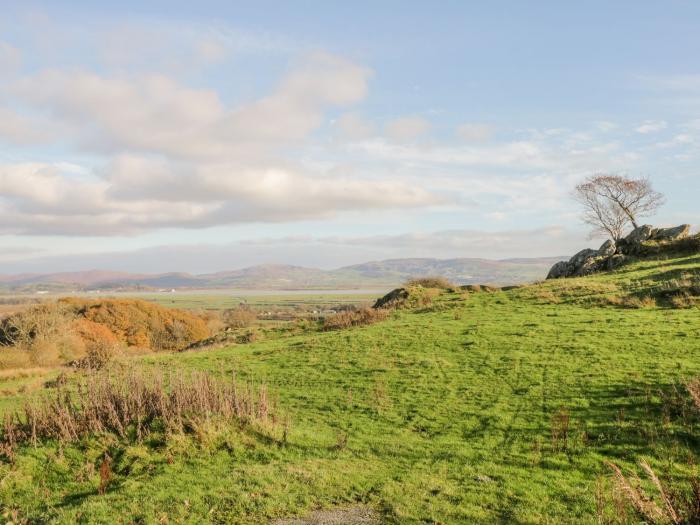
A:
[546, 241, 624, 279]
[373, 287, 409, 309]
[649, 224, 691, 241]
[546, 224, 694, 280]
[617, 224, 692, 255]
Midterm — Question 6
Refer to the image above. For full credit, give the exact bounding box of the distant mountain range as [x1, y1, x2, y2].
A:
[0, 257, 566, 293]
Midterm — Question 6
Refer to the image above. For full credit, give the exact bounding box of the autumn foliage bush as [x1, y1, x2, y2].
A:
[0, 299, 210, 368]
[59, 298, 209, 351]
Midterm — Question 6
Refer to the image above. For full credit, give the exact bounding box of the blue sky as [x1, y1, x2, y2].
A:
[1, 1, 700, 273]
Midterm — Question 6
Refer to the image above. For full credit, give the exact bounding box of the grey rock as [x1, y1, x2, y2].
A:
[598, 239, 617, 257]
[650, 224, 691, 241]
[625, 225, 655, 244]
[475, 474, 495, 484]
[606, 254, 628, 270]
[546, 260, 572, 279]
[373, 287, 409, 309]
[574, 256, 606, 277]
[569, 249, 598, 268]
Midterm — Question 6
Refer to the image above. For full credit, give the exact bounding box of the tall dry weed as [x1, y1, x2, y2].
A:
[0, 365, 275, 460]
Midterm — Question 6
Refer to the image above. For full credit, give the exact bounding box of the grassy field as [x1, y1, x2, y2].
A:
[2, 255, 700, 523]
[121, 290, 383, 311]
[0, 291, 383, 313]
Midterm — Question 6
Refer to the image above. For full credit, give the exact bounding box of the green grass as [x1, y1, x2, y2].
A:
[3, 254, 700, 523]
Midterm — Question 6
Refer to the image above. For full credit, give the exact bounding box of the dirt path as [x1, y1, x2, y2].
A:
[272, 505, 380, 525]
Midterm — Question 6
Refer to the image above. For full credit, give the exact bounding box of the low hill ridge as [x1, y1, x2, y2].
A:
[0, 257, 563, 292]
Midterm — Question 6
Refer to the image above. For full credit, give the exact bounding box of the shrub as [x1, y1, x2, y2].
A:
[0, 299, 211, 369]
[322, 307, 389, 331]
[405, 276, 453, 289]
[28, 340, 62, 367]
[236, 330, 259, 344]
[59, 298, 210, 351]
[0, 303, 73, 347]
[222, 307, 257, 329]
[197, 309, 226, 334]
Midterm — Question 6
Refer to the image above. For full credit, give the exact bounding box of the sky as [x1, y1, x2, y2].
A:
[1, 1, 700, 274]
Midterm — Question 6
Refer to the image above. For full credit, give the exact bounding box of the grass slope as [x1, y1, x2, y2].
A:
[3, 254, 700, 524]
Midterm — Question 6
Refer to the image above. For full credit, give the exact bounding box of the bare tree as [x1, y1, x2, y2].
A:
[574, 174, 665, 240]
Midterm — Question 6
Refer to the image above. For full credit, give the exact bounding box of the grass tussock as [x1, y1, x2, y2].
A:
[0, 365, 273, 461]
[322, 307, 389, 331]
[600, 294, 658, 309]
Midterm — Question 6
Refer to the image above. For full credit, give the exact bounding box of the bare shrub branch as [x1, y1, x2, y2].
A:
[574, 174, 665, 240]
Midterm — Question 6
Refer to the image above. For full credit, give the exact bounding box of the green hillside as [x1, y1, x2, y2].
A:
[3, 252, 700, 523]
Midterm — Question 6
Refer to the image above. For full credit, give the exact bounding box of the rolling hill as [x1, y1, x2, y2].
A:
[0, 257, 564, 292]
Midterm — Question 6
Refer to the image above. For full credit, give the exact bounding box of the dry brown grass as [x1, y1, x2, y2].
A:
[322, 307, 389, 331]
[550, 408, 570, 452]
[669, 293, 697, 309]
[604, 459, 700, 525]
[0, 365, 274, 460]
[601, 380, 700, 524]
[686, 378, 700, 414]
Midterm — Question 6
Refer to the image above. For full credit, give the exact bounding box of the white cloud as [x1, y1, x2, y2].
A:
[655, 133, 695, 149]
[350, 136, 628, 172]
[194, 37, 229, 64]
[3, 52, 371, 159]
[636, 120, 667, 134]
[0, 106, 56, 144]
[0, 42, 21, 72]
[456, 123, 495, 141]
[595, 121, 618, 132]
[333, 112, 375, 140]
[384, 116, 431, 141]
[0, 160, 442, 236]
[0, 52, 440, 236]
